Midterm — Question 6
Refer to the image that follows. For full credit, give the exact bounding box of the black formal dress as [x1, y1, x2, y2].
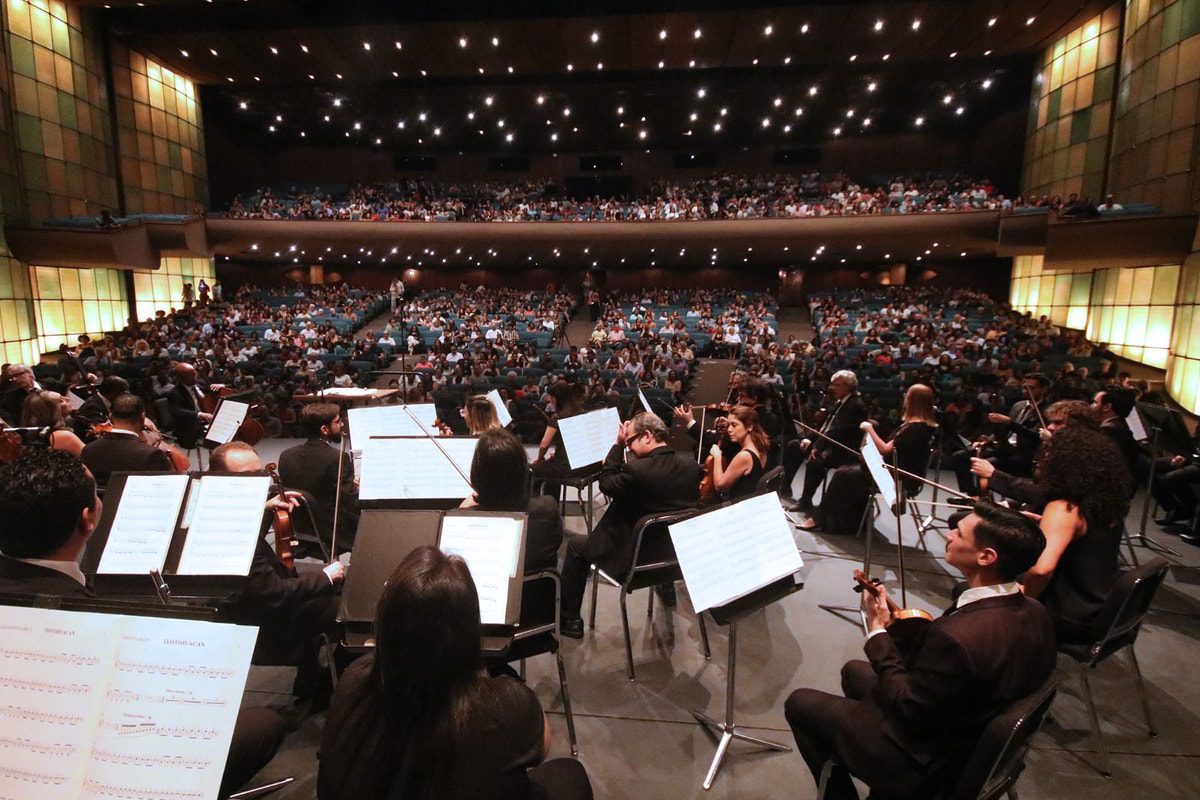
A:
[797, 393, 869, 510]
[727, 450, 765, 501]
[80, 431, 173, 488]
[784, 592, 1057, 799]
[318, 656, 591, 800]
[560, 443, 702, 619]
[0, 555, 285, 797]
[1039, 509, 1124, 644]
[278, 438, 359, 551]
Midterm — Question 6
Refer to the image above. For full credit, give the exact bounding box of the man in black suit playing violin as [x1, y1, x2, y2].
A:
[789, 369, 868, 518]
[953, 373, 1050, 496]
[783, 502, 1056, 799]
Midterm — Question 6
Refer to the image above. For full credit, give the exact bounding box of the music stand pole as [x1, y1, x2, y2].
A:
[1128, 424, 1180, 562]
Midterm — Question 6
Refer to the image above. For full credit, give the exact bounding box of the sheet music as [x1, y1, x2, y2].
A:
[438, 514, 523, 625]
[486, 389, 513, 428]
[347, 404, 439, 450]
[1127, 407, 1148, 442]
[359, 437, 478, 500]
[96, 475, 189, 575]
[175, 476, 271, 576]
[65, 389, 86, 411]
[669, 493, 804, 612]
[204, 400, 249, 446]
[861, 435, 898, 510]
[637, 389, 653, 414]
[0, 606, 256, 800]
[558, 407, 621, 469]
[317, 387, 377, 398]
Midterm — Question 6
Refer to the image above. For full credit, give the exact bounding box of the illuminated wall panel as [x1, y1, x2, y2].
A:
[29, 265, 125, 351]
[1167, 259, 1200, 414]
[1009, 255, 1094, 329]
[4, 0, 117, 223]
[1022, 6, 1122, 201]
[132, 256, 214, 321]
[1086, 264, 1181, 368]
[111, 45, 208, 214]
[1108, 0, 1200, 211]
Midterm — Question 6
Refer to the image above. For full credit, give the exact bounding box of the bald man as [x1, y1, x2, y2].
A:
[167, 361, 221, 448]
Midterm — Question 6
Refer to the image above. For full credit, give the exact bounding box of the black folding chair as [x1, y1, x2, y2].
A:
[588, 509, 711, 681]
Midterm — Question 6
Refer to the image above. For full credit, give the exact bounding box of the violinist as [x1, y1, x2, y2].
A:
[952, 373, 1049, 496]
[278, 403, 359, 552]
[783, 502, 1055, 800]
[706, 405, 768, 501]
[461, 393, 503, 435]
[21, 390, 85, 458]
[210, 441, 345, 713]
[73, 375, 127, 439]
[80, 393, 174, 489]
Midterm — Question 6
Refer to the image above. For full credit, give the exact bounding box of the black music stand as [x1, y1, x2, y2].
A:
[1130, 403, 1193, 563]
[691, 575, 803, 790]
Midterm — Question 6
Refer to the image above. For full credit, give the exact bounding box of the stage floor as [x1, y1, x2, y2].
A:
[242, 437, 1200, 800]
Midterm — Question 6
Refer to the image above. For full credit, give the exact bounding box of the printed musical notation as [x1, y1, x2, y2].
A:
[96, 475, 189, 575]
[439, 513, 524, 625]
[558, 407, 620, 469]
[359, 437, 478, 500]
[0, 606, 256, 800]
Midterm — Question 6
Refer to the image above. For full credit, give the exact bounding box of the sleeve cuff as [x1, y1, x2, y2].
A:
[865, 627, 888, 642]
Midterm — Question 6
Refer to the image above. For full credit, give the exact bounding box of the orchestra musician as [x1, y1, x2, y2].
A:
[952, 373, 1050, 497]
[80, 393, 174, 488]
[798, 384, 937, 533]
[783, 502, 1055, 800]
[461, 428, 563, 574]
[461, 393, 503, 436]
[21, 390, 85, 458]
[72, 375, 128, 440]
[1019, 425, 1131, 644]
[1151, 425, 1200, 538]
[558, 412, 702, 639]
[318, 546, 593, 800]
[1092, 386, 1144, 479]
[166, 361, 218, 448]
[209, 441, 346, 711]
[0, 364, 38, 425]
[532, 381, 584, 498]
[0, 449, 286, 797]
[706, 405, 768, 501]
[278, 403, 359, 552]
[789, 370, 868, 522]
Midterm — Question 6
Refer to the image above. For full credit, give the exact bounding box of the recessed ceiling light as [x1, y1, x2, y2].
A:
[950, 51, 958, 58]
[882, 53, 890, 60]
[956, 106, 965, 115]
[832, 127, 842, 135]
[238, 101, 247, 110]
[617, 106, 624, 115]
[752, 58, 759, 65]
[420, 69, 427, 76]
[566, 63, 573, 71]
[690, 112, 698, 121]
[562, 107, 571, 117]
[492, 36, 500, 46]
[269, 46, 278, 55]
[774, 97, 783, 107]
[658, 60, 665, 69]
[694, 27, 702, 39]
[335, 73, 342, 79]
[783, 124, 791, 133]
[275, 114, 283, 122]
[268, 125, 275, 132]
[505, 132, 514, 142]
[874, 19, 884, 32]
[467, 111, 475, 120]
[911, 19, 921, 30]
[638, 130, 647, 139]
[713, 122, 722, 132]
[362, 42, 371, 51]
[1026, 16, 1036, 25]
[793, 107, 803, 116]
[846, 109, 855, 118]
[761, 117, 771, 128]
[800, 23, 810, 34]
[982, 78, 993, 89]
[433, 127, 441, 136]
[783, 56, 792, 64]
[764, 24, 773, 36]
[984, 49, 992, 56]
[809, 85, 818, 96]
[392, 71, 399, 77]
[395, 41, 402, 50]
[484, 95, 494, 106]
[862, 117, 872, 126]
[352, 121, 361, 130]
[497, 119, 505, 128]
[210, 48, 218, 56]
[915, 116, 925, 126]
[459, 37, 468, 48]
[659, 29, 668, 40]
[719, 107, 728, 116]
[396, 120, 404, 128]
[988, 17, 997, 27]
[418, 112, 427, 121]
[697, 88, 706, 98]
[943, 94, 953, 104]
[180, 49, 189, 57]
[253, 76, 260, 81]
[374, 137, 381, 144]
[849, 54, 858, 62]
[550, 132, 558, 141]
[867, 81, 877, 92]
[591, 31, 600, 43]
[478, 67, 485, 74]
[597, 62, 604, 70]
[688, 59, 696, 67]
[332, 98, 342, 107]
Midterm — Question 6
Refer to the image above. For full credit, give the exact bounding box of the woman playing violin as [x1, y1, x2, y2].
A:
[21, 390, 85, 458]
[707, 405, 768, 501]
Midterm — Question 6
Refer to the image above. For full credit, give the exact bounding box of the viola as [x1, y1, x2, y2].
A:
[698, 425, 730, 500]
[265, 461, 296, 570]
[853, 569, 933, 646]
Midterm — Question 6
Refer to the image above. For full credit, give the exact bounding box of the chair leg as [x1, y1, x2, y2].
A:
[860, 497, 877, 575]
[519, 658, 527, 681]
[321, 634, 339, 689]
[1079, 669, 1113, 777]
[698, 612, 711, 660]
[619, 591, 635, 681]
[588, 567, 599, 629]
[1126, 647, 1157, 737]
[647, 586, 654, 620]
[555, 650, 579, 756]
[816, 759, 834, 800]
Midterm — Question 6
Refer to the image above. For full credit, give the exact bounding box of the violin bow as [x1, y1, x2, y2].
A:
[401, 405, 474, 489]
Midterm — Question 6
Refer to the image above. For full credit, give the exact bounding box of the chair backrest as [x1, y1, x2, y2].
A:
[949, 677, 1058, 800]
[624, 507, 702, 593]
[756, 465, 785, 494]
[1085, 556, 1170, 665]
[515, 569, 559, 638]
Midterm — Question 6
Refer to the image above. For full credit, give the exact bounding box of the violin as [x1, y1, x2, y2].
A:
[0, 430, 23, 463]
[90, 420, 191, 472]
[699, 424, 730, 500]
[970, 434, 997, 497]
[433, 418, 454, 436]
[853, 569, 933, 645]
[265, 461, 296, 570]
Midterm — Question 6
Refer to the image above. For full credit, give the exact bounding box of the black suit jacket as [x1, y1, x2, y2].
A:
[863, 592, 1056, 767]
[167, 382, 209, 447]
[818, 393, 869, 466]
[1100, 416, 1141, 478]
[591, 443, 702, 577]
[81, 432, 173, 488]
[278, 439, 360, 550]
[73, 393, 109, 439]
[0, 556, 92, 598]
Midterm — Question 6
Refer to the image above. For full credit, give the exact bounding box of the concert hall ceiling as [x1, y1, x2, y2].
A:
[97, 0, 1113, 152]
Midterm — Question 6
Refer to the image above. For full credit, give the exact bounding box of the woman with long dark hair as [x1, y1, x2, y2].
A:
[318, 547, 591, 800]
[1022, 424, 1131, 643]
[708, 405, 768, 500]
[463, 428, 563, 573]
[532, 380, 583, 497]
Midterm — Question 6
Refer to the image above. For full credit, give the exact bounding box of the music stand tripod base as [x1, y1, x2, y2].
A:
[690, 579, 801, 790]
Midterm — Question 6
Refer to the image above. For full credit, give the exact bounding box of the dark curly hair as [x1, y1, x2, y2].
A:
[1037, 425, 1131, 528]
[0, 449, 96, 558]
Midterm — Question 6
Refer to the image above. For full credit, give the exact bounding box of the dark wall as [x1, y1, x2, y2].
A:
[218, 261, 577, 293]
[801, 257, 1013, 300]
[206, 112, 1027, 205]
